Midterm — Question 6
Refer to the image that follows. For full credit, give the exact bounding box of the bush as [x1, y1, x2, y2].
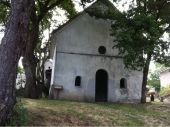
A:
[160, 85, 170, 96]
[147, 80, 161, 92]
[8, 99, 28, 126]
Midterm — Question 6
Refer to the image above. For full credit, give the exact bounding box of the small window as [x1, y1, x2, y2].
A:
[120, 78, 127, 89]
[75, 76, 81, 86]
[98, 46, 106, 54]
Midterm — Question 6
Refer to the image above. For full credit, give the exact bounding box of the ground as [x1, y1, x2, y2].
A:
[22, 98, 170, 126]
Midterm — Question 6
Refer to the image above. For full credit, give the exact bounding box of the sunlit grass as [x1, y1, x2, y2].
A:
[22, 98, 170, 126]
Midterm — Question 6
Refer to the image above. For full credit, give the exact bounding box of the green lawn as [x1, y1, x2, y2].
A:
[22, 98, 170, 126]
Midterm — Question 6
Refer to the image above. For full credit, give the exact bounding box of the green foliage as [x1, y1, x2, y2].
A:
[37, 0, 77, 33]
[109, 0, 170, 102]
[148, 63, 169, 80]
[60, 0, 77, 19]
[148, 63, 170, 92]
[149, 72, 160, 80]
[111, 0, 170, 70]
[86, 0, 118, 20]
[8, 99, 28, 126]
[160, 85, 170, 96]
[0, 2, 10, 25]
[34, 0, 77, 97]
[0, 0, 77, 44]
[147, 80, 160, 92]
[0, 0, 77, 98]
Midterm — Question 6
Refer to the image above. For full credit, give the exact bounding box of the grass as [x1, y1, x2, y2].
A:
[8, 99, 28, 126]
[22, 98, 170, 126]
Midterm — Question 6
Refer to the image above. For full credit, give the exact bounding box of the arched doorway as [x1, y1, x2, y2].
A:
[95, 69, 108, 102]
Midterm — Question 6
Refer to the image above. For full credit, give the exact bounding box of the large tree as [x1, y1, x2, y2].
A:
[111, 0, 170, 103]
[85, 0, 170, 103]
[0, 0, 34, 124]
[0, 0, 77, 98]
[22, 0, 76, 98]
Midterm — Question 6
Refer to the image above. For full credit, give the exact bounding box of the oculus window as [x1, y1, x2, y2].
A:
[98, 46, 106, 54]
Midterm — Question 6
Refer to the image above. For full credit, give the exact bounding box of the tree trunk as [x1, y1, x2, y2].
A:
[22, 0, 63, 99]
[0, 0, 34, 125]
[22, 11, 39, 98]
[23, 54, 38, 98]
[141, 53, 152, 103]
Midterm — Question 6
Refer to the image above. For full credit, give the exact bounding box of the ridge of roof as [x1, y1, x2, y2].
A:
[51, 0, 117, 35]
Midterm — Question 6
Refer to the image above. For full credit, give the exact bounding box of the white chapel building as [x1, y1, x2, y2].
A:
[49, 0, 143, 103]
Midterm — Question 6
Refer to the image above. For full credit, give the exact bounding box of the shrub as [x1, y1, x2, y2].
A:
[160, 85, 170, 96]
[147, 80, 161, 92]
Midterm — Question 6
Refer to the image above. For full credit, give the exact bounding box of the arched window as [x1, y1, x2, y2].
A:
[75, 76, 81, 86]
[120, 78, 127, 89]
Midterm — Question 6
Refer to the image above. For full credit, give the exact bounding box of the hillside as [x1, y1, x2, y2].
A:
[21, 98, 170, 126]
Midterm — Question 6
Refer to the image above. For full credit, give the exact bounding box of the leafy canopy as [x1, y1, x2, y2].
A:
[111, 0, 170, 70]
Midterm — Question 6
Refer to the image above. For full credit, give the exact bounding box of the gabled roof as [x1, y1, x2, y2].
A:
[51, 0, 118, 35]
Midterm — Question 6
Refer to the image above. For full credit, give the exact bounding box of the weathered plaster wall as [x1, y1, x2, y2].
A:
[50, 11, 143, 103]
[160, 71, 170, 88]
[50, 13, 119, 58]
[52, 53, 142, 102]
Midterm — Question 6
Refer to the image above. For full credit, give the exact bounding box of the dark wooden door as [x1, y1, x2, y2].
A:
[95, 69, 108, 102]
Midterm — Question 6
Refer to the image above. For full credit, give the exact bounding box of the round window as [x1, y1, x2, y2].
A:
[98, 46, 106, 54]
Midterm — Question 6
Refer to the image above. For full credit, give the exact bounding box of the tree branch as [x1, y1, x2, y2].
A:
[156, 0, 167, 21]
[38, 0, 62, 23]
[44, 0, 51, 7]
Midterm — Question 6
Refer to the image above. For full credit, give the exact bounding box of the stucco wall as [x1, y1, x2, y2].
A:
[160, 71, 170, 88]
[50, 11, 143, 103]
[51, 13, 119, 58]
[52, 53, 142, 102]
